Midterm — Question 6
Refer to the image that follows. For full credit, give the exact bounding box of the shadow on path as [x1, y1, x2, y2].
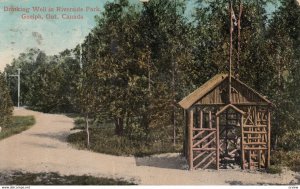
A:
[29, 132, 69, 143]
[135, 154, 188, 170]
[23, 142, 58, 149]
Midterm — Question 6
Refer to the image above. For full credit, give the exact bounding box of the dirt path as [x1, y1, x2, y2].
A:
[0, 108, 298, 185]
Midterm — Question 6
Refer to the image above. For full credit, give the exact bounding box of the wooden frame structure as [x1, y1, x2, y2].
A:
[179, 74, 272, 170]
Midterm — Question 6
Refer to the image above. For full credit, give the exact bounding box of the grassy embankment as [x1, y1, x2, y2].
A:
[0, 171, 135, 185]
[0, 116, 35, 140]
[68, 117, 182, 157]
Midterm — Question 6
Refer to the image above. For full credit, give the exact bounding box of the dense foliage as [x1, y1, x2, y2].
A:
[4, 0, 300, 152]
[0, 73, 13, 127]
[4, 49, 80, 113]
[271, 150, 300, 172]
[68, 118, 182, 156]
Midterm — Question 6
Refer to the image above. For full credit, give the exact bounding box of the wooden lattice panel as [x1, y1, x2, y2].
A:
[192, 128, 217, 169]
[187, 105, 270, 171]
[241, 106, 268, 169]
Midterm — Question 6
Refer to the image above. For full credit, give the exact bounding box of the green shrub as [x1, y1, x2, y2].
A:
[0, 73, 13, 127]
[271, 150, 285, 165]
[69, 116, 183, 157]
[72, 117, 106, 130]
[267, 165, 283, 174]
[74, 117, 85, 125]
[73, 117, 86, 129]
[68, 127, 182, 157]
[125, 122, 147, 141]
[290, 158, 300, 172]
[271, 150, 300, 173]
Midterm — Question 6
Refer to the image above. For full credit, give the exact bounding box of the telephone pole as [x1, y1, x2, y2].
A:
[7, 69, 21, 108]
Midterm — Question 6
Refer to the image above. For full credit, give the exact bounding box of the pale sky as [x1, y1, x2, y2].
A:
[0, 0, 278, 71]
[0, 0, 114, 71]
[0, 0, 196, 71]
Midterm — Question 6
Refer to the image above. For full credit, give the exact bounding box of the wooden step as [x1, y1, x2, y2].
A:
[245, 137, 262, 139]
[244, 142, 267, 145]
[244, 125, 267, 128]
[193, 148, 216, 151]
[244, 147, 267, 150]
[193, 128, 216, 131]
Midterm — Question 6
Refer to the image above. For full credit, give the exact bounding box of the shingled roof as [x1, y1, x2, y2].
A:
[178, 74, 272, 109]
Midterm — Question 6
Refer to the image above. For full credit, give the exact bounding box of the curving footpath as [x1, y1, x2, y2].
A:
[0, 108, 298, 185]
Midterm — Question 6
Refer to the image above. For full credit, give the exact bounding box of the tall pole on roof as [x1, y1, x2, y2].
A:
[229, 0, 233, 104]
[236, 0, 243, 78]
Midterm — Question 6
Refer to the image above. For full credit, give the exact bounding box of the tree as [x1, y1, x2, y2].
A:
[266, 0, 300, 150]
[5, 48, 41, 107]
[5, 48, 81, 113]
[78, 0, 193, 144]
[79, 0, 152, 138]
[0, 72, 13, 127]
[135, 0, 193, 143]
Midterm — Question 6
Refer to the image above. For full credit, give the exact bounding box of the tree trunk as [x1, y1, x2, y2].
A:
[115, 117, 124, 136]
[85, 114, 90, 148]
[274, 134, 278, 150]
[172, 58, 176, 146]
[173, 107, 176, 146]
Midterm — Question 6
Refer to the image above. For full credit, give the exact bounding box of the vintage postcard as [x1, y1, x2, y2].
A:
[0, 0, 299, 187]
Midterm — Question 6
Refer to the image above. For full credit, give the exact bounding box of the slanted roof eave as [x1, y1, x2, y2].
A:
[178, 74, 228, 109]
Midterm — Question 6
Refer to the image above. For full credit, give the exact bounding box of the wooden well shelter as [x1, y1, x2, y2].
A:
[179, 73, 272, 170]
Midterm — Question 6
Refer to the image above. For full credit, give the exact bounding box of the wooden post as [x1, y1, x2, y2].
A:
[200, 110, 203, 129]
[184, 110, 187, 158]
[267, 110, 271, 168]
[241, 115, 245, 169]
[258, 150, 261, 169]
[209, 111, 212, 129]
[254, 107, 258, 169]
[186, 110, 189, 160]
[189, 109, 194, 170]
[216, 116, 220, 170]
[248, 150, 251, 169]
[253, 107, 257, 145]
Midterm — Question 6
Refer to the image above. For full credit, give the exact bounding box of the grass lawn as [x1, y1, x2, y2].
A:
[0, 116, 35, 140]
[0, 171, 135, 185]
[68, 118, 182, 157]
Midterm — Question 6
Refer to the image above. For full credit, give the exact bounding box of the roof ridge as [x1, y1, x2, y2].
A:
[178, 74, 272, 109]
